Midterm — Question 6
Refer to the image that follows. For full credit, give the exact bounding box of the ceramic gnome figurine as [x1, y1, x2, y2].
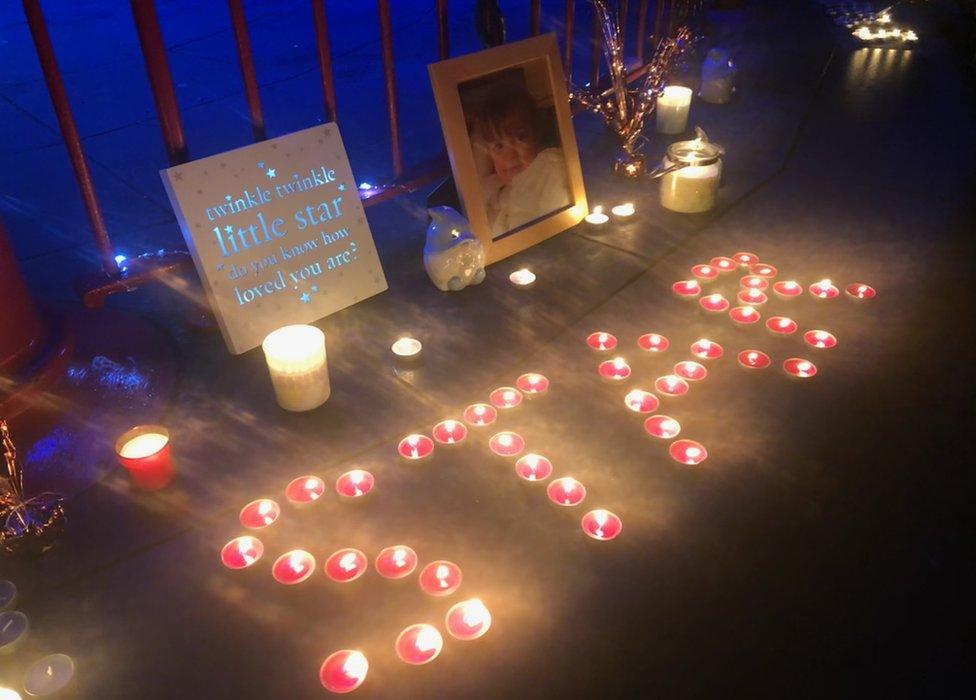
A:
[424, 206, 486, 291]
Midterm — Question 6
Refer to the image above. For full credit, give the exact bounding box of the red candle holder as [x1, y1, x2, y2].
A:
[691, 264, 719, 280]
[462, 403, 497, 427]
[737, 349, 771, 369]
[734, 251, 759, 267]
[846, 282, 876, 300]
[432, 419, 468, 445]
[598, 357, 632, 381]
[809, 279, 840, 299]
[710, 256, 737, 272]
[325, 548, 368, 583]
[749, 263, 778, 278]
[586, 331, 617, 351]
[419, 560, 462, 596]
[489, 431, 525, 457]
[637, 333, 670, 352]
[803, 330, 837, 349]
[654, 375, 690, 397]
[489, 386, 523, 409]
[375, 545, 418, 579]
[737, 288, 768, 305]
[672, 280, 702, 298]
[320, 650, 368, 694]
[773, 280, 802, 298]
[335, 469, 375, 499]
[397, 434, 434, 460]
[669, 439, 708, 465]
[766, 316, 798, 335]
[516, 372, 550, 396]
[445, 599, 492, 641]
[690, 338, 723, 360]
[699, 293, 730, 313]
[729, 305, 761, 325]
[783, 357, 818, 379]
[285, 475, 326, 504]
[740, 274, 768, 290]
[546, 477, 586, 507]
[674, 361, 707, 381]
[395, 624, 443, 665]
[240, 498, 281, 529]
[644, 415, 681, 439]
[272, 550, 316, 584]
[220, 536, 264, 570]
[624, 389, 660, 414]
[515, 453, 553, 481]
[581, 509, 623, 541]
[115, 425, 173, 491]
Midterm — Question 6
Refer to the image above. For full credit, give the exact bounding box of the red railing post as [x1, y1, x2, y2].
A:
[530, 0, 541, 36]
[21, 0, 117, 277]
[312, 0, 338, 123]
[228, 0, 265, 141]
[377, 0, 403, 179]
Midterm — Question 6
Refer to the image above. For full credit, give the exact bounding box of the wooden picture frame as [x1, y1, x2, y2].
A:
[429, 34, 587, 264]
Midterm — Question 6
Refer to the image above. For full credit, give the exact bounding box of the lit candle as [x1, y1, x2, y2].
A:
[672, 280, 702, 297]
[729, 305, 761, 325]
[741, 275, 768, 290]
[674, 361, 707, 381]
[489, 431, 525, 457]
[809, 278, 840, 299]
[325, 548, 368, 583]
[624, 389, 660, 414]
[710, 256, 737, 272]
[846, 282, 876, 300]
[783, 357, 818, 378]
[669, 439, 708, 465]
[509, 268, 537, 286]
[432, 419, 468, 445]
[445, 599, 492, 640]
[516, 372, 550, 395]
[737, 349, 771, 369]
[690, 338, 723, 360]
[699, 293, 730, 313]
[656, 85, 693, 133]
[489, 386, 524, 409]
[749, 263, 778, 279]
[375, 545, 418, 579]
[766, 316, 798, 335]
[419, 560, 462, 596]
[391, 336, 422, 359]
[272, 550, 315, 584]
[220, 536, 264, 570]
[644, 415, 682, 439]
[637, 333, 670, 352]
[319, 650, 368, 694]
[611, 202, 636, 219]
[22, 654, 74, 697]
[397, 433, 434, 460]
[691, 264, 719, 281]
[585, 205, 610, 225]
[335, 469, 375, 499]
[803, 330, 837, 349]
[262, 324, 330, 412]
[586, 331, 618, 351]
[737, 288, 768, 305]
[0, 581, 15, 611]
[462, 403, 497, 427]
[0, 611, 28, 654]
[734, 251, 760, 267]
[581, 509, 623, 541]
[285, 475, 326, 504]
[773, 280, 802, 298]
[0, 688, 22, 700]
[546, 477, 586, 507]
[515, 453, 554, 481]
[659, 135, 723, 213]
[114, 425, 173, 491]
[239, 498, 280, 529]
[654, 374, 690, 397]
[598, 357, 632, 380]
[395, 624, 443, 665]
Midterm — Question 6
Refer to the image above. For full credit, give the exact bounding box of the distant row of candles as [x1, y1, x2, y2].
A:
[1, 583, 75, 697]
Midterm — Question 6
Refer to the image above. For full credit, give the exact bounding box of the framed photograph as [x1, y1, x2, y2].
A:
[429, 34, 587, 263]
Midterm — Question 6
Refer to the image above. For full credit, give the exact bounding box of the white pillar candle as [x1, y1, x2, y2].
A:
[660, 160, 722, 213]
[262, 325, 330, 412]
[656, 86, 693, 134]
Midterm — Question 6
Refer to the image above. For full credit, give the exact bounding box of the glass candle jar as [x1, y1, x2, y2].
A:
[653, 129, 724, 214]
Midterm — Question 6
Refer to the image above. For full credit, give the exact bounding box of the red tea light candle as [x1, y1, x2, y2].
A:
[397, 434, 434, 460]
[239, 498, 281, 529]
[624, 389, 660, 413]
[804, 330, 837, 349]
[546, 477, 586, 507]
[515, 453, 553, 481]
[419, 560, 462, 596]
[396, 624, 443, 665]
[335, 469, 375, 499]
[374, 545, 418, 579]
[462, 403, 497, 427]
[737, 288, 768, 305]
[655, 374, 690, 397]
[598, 357, 632, 381]
[699, 293, 730, 313]
[669, 439, 708, 465]
[220, 536, 264, 570]
[773, 280, 802, 298]
[286, 475, 326, 504]
[489, 386, 523, 409]
[445, 599, 492, 641]
[325, 548, 368, 583]
[637, 333, 670, 352]
[586, 331, 617, 351]
[809, 278, 840, 299]
[740, 275, 769, 290]
[674, 361, 707, 381]
[750, 263, 778, 278]
[672, 280, 702, 298]
[734, 251, 759, 268]
[691, 264, 719, 281]
[272, 550, 316, 585]
[766, 316, 798, 335]
[320, 650, 368, 694]
[644, 415, 681, 439]
[729, 305, 761, 325]
[783, 357, 818, 379]
[581, 509, 623, 541]
[710, 256, 737, 272]
[115, 425, 173, 491]
[737, 349, 771, 369]
[846, 282, 876, 300]
[432, 419, 468, 445]
[690, 338, 723, 360]
[516, 372, 550, 395]
[489, 431, 525, 457]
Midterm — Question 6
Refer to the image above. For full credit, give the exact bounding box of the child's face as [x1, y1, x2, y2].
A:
[485, 114, 538, 185]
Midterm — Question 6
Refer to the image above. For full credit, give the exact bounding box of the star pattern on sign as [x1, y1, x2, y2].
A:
[257, 161, 265, 169]
[299, 292, 311, 304]
[337, 183, 346, 192]
[224, 225, 233, 233]
[266, 168, 276, 179]
[311, 285, 319, 293]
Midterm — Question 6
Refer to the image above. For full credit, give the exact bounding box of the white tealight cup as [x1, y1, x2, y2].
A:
[656, 86, 693, 134]
[391, 337, 422, 359]
[262, 325, 330, 412]
[23, 654, 75, 696]
[509, 268, 536, 287]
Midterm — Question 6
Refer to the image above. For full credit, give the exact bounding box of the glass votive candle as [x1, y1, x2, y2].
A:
[391, 336, 422, 360]
[669, 439, 708, 465]
[638, 333, 669, 352]
[729, 305, 761, 325]
[846, 282, 876, 300]
[773, 280, 802, 298]
[115, 425, 173, 491]
[741, 275, 768, 290]
[672, 280, 702, 298]
[375, 545, 418, 579]
[22, 654, 75, 697]
[644, 415, 681, 439]
[489, 386, 523, 409]
[809, 279, 839, 299]
[516, 372, 550, 396]
[432, 419, 468, 445]
[547, 477, 586, 507]
[462, 403, 497, 427]
[586, 331, 617, 351]
[598, 357, 632, 380]
[699, 293, 730, 313]
[515, 453, 553, 481]
[624, 389, 660, 414]
[766, 316, 798, 335]
[489, 431, 525, 457]
[285, 475, 326, 504]
[419, 561, 462, 596]
[690, 338, 723, 359]
[581, 509, 623, 541]
[0, 611, 28, 655]
[655, 374, 690, 397]
[272, 550, 316, 584]
[239, 498, 280, 529]
[737, 349, 771, 369]
[737, 288, 768, 305]
[445, 599, 492, 640]
[396, 624, 443, 665]
[783, 357, 818, 379]
[262, 324, 330, 411]
[803, 330, 837, 349]
[734, 251, 759, 267]
[656, 85, 693, 133]
[335, 469, 375, 499]
[691, 264, 719, 281]
[319, 650, 369, 694]
[220, 536, 264, 570]
[674, 361, 707, 381]
[398, 434, 434, 460]
[0, 581, 16, 611]
[710, 256, 737, 272]
[509, 268, 537, 287]
[325, 548, 368, 583]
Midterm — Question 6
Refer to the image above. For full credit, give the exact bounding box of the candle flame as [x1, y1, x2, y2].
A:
[436, 564, 451, 586]
[393, 548, 407, 567]
[798, 362, 812, 373]
[498, 433, 513, 447]
[461, 599, 490, 629]
[779, 318, 790, 328]
[290, 552, 306, 573]
[339, 552, 359, 572]
[343, 652, 368, 681]
[474, 405, 485, 416]
[650, 334, 661, 344]
[748, 352, 758, 362]
[415, 626, 441, 653]
[786, 281, 797, 289]
[258, 500, 272, 515]
[709, 294, 721, 303]
[613, 357, 625, 370]
[305, 477, 320, 494]
[593, 205, 603, 215]
[663, 419, 680, 434]
[743, 307, 755, 317]
[686, 447, 702, 459]
[702, 266, 712, 274]
[503, 390, 515, 402]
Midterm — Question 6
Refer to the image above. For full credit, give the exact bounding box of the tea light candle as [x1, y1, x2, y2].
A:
[624, 389, 660, 413]
[489, 386, 524, 409]
[637, 333, 669, 352]
[515, 453, 553, 481]
[516, 372, 550, 395]
[737, 288, 768, 305]
[803, 330, 837, 349]
[0, 581, 16, 611]
[115, 425, 173, 491]
[734, 251, 759, 267]
[0, 611, 28, 654]
[729, 305, 761, 325]
[809, 278, 840, 299]
[672, 280, 702, 297]
[766, 316, 798, 335]
[611, 202, 636, 219]
[0, 689, 21, 700]
[737, 349, 771, 369]
[585, 205, 610, 225]
[325, 548, 368, 583]
[586, 331, 617, 351]
[547, 477, 586, 506]
[691, 338, 723, 359]
[674, 361, 707, 381]
[710, 256, 737, 272]
[335, 469, 375, 498]
[846, 282, 876, 300]
[22, 654, 75, 697]
[699, 293, 730, 313]
[656, 85, 693, 133]
[773, 280, 802, 298]
[220, 536, 264, 570]
[741, 275, 768, 290]
[644, 415, 682, 439]
[509, 268, 536, 286]
[489, 431, 525, 457]
[397, 434, 434, 460]
[419, 560, 462, 596]
[286, 475, 326, 504]
[462, 403, 497, 427]
[691, 263, 719, 281]
[581, 509, 623, 541]
[783, 357, 818, 378]
[239, 498, 280, 529]
[669, 439, 708, 465]
[445, 599, 492, 640]
[749, 263, 777, 278]
[375, 545, 418, 579]
[262, 324, 330, 412]
[432, 419, 468, 445]
[272, 550, 316, 584]
[598, 357, 632, 380]
[391, 336, 422, 359]
[396, 624, 443, 665]
[655, 374, 690, 397]
[319, 650, 368, 694]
